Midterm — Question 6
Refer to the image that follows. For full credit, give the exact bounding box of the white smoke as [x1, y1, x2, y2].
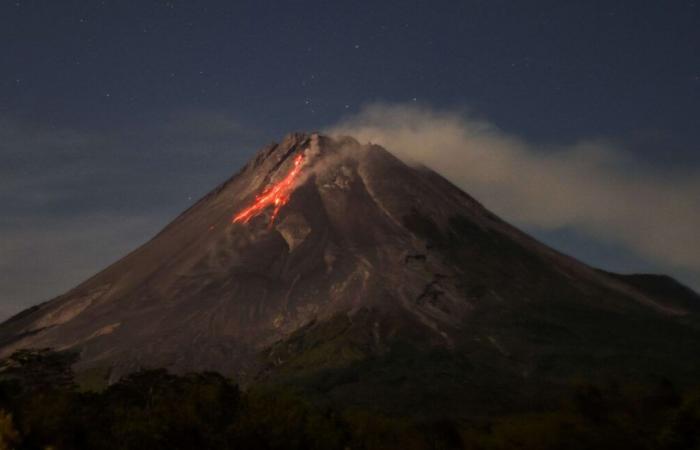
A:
[327, 103, 700, 285]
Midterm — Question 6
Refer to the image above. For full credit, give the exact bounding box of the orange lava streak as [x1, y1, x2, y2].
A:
[232, 153, 305, 225]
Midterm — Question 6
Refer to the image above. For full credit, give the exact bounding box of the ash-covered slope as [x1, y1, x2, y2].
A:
[1, 133, 698, 402]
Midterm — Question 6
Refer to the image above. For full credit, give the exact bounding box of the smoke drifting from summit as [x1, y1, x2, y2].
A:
[328, 103, 700, 284]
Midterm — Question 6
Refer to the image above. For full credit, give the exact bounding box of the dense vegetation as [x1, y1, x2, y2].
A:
[0, 349, 698, 450]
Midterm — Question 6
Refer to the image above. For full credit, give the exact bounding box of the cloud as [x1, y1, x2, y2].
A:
[0, 213, 166, 320]
[0, 112, 265, 319]
[327, 103, 700, 285]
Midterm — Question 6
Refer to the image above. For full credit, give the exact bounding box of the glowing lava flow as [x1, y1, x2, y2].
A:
[232, 153, 306, 225]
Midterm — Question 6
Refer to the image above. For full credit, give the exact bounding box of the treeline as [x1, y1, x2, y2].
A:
[0, 349, 699, 449]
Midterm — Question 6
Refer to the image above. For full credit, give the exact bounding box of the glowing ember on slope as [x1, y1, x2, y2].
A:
[232, 153, 306, 225]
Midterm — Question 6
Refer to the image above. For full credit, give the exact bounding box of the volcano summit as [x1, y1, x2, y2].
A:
[1, 133, 698, 414]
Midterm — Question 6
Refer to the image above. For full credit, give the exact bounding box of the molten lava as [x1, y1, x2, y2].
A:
[232, 153, 306, 225]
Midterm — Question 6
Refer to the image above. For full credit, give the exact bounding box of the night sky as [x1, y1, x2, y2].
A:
[2, 0, 699, 318]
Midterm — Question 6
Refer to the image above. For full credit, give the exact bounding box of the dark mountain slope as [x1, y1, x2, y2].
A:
[1, 133, 698, 414]
[600, 271, 700, 313]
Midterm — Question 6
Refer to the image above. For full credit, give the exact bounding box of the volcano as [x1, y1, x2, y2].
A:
[1, 133, 699, 414]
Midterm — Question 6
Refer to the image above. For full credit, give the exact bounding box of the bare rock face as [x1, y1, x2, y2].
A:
[0, 132, 698, 403]
[275, 213, 311, 252]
